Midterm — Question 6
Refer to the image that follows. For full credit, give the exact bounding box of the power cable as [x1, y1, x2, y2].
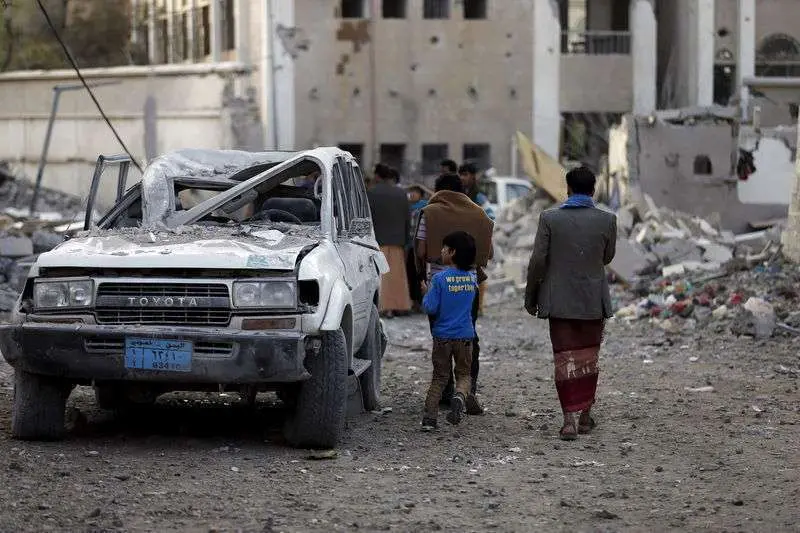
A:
[35, 0, 143, 172]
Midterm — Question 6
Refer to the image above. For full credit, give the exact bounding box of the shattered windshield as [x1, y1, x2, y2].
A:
[101, 149, 323, 230]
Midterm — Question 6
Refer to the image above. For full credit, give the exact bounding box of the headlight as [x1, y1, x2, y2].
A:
[233, 280, 297, 309]
[34, 280, 94, 309]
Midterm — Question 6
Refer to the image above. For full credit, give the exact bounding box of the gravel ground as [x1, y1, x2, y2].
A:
[0, 302, 798, 532]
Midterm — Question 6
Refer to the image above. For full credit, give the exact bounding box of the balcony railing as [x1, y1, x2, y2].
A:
[561, 31, 631, 55]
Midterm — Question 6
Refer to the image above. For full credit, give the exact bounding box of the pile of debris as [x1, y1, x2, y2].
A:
[0, 164, 86, 312]
[485, 186, 796, 340]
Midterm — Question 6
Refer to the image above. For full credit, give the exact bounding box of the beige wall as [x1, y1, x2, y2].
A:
[0, 64, 254, 206]
[292, 0, 534, 175]
[561, 55, 633, 112]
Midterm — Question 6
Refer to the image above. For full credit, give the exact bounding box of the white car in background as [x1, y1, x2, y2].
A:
[479, 176, 533, 215]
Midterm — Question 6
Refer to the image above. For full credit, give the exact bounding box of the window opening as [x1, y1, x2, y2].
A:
[463, 0, 487, 19]
[421, 144, 449, 176]
[379, 144, 407, 177]
[383, 0, 407, 18]
[462, 143, 491, 172]
[341, 0, 366, 18]
[424, 0, 450, 19]
[693, 155, 713, 176]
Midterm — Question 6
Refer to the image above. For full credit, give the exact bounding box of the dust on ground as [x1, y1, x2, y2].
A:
[0, 303, 797, 532]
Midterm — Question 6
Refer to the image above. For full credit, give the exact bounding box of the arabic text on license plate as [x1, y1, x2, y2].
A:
[124, 338, 192, 372]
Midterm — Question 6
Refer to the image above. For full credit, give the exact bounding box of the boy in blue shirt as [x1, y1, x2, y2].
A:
[420, 231, 478, 430]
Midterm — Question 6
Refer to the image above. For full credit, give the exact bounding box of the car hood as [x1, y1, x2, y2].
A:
[35, 227, 321, 270]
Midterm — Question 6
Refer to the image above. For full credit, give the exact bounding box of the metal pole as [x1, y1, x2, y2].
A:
[30, 81, 121, 215]
[29, 88, 61, 215]
[267, 0, 279, 149]
[368, 0, 378, 168]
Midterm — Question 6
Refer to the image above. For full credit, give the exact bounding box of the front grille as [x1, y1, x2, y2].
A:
[97, 283, 229, 298]
[95, 282, 231, 326]
[85, 339, 234, 358]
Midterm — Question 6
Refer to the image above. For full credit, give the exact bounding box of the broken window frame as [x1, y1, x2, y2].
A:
[84, 155, 134, 231]
[693, 155, 713, 176]
[331, 162, 354, 236]
[462, 143, 491, 172]
[421, 144, 449, 176]
[167, 154, 327, 231]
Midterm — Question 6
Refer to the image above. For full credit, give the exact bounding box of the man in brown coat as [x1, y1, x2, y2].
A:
[524, 166, 617, 440]
[415, 173, 494, 415]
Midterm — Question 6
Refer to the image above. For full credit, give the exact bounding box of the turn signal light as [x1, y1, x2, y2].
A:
[241, 318, 296, 330]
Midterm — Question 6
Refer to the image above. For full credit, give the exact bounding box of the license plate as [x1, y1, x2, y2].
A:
[124, 338, 193, 372]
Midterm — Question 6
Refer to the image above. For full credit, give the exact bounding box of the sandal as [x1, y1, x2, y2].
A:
[578, 415, 596, 434]
[559, 423, 578, 441]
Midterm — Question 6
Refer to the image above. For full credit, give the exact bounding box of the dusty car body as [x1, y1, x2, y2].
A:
[0, 147, 389, 448]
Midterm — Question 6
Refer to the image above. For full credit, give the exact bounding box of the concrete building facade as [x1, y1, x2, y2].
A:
[2, 0, 800, 194]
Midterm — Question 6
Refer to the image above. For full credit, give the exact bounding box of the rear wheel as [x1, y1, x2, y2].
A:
[356, 304, 383, 411]
[283, 329, 347, 449]
[11, 371, 71, 440]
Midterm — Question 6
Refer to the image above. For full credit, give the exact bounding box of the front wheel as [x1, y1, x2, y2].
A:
[11, 371, 71, 440]
[283, 329, 348, 449]
[356, 304, 383, 411]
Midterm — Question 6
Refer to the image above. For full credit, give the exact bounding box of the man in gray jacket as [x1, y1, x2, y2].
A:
[524, 166, 616, 441]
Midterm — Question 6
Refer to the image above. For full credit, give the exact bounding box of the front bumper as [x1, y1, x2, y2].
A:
[0, 323, 314, 384]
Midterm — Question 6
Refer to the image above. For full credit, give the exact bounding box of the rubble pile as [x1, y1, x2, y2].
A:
[0, 165, 85, 312]
[486, 185, 796, 340]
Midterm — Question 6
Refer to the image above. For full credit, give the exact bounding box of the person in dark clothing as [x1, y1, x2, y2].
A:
[415, 173, 493, 415]
[368, 163, 411, 317]
[406, 185, 428, 312]
[440, 159, 458, 175]
[525, 166, 617, 441]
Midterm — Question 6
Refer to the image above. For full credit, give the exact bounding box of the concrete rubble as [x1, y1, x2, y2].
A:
[485, 183, 794, 340]
[0, 164, 85, 313]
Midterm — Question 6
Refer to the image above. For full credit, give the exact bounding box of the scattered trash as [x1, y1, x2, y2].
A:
[306, 450, 339, 461]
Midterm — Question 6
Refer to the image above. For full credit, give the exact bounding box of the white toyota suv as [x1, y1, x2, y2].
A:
[0, 147, 388, 449]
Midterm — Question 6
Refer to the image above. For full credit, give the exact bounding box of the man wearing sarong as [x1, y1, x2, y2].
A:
[368, 163, 411, 318]
[524, 166, 617, 441]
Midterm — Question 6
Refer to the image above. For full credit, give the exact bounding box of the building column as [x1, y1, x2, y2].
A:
[147, 0, 157, 64]
[187, 0, 196, 61]
[781, 123, 800, 262]
[262, 0, 295, 150]
[210, 0, 222, 62]
[166, 0, 175, 63]
[737, 0, 756, 120]
[631, 0, 657, 114]
[695, 0, 715, 106]
[235, 0, 250, 65]
[532, 0, 561, 159]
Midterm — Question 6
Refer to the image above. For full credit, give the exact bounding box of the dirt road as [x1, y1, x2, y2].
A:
[0, 303, 798, 532]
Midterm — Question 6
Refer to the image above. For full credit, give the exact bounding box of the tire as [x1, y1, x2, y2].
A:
[11, 371, 70, 440]
[284, 329, 348, 449]
[356, 304, 383, 411]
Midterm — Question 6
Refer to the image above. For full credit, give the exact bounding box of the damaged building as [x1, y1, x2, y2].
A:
[607, 105, 796, 233]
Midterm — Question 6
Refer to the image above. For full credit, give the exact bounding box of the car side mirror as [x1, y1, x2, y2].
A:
[349, 218, 373, 238]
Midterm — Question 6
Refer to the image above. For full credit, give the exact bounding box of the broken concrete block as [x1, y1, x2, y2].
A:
[731, 297, 776, 339]
[701, 243, 734, 264]
[733, 231, 768, 251]
[609, 239, 654, 284]
[31, 230, 65, 254]
[651, 240, 703, 265]
[0, 236, 33, 258]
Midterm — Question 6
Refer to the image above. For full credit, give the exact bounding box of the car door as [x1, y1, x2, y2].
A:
[331, 160, 369, 347]
[347, 161, 385, 314]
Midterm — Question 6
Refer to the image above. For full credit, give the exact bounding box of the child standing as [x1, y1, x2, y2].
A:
[420, 231, 478, 430]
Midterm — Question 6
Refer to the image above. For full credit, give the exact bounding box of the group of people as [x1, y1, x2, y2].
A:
[366, 159, 495, 320]
[367, 161, 617, 440]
